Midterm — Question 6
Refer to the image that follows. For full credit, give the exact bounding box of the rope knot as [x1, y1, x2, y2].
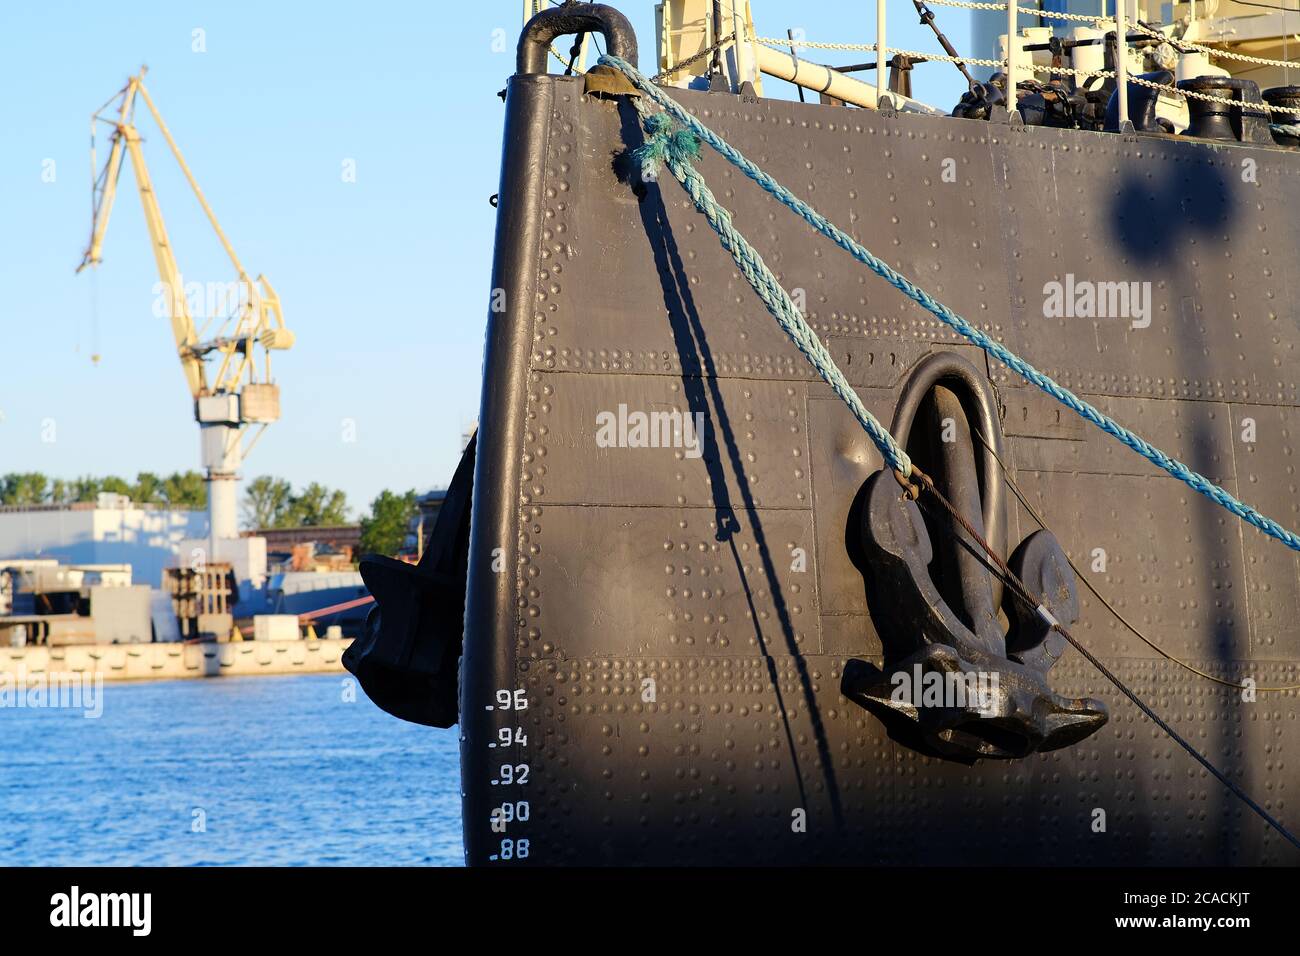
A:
[633, 111, 702, 182]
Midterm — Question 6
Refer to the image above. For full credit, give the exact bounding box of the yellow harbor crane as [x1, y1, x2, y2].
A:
[76, 67, 294, 564]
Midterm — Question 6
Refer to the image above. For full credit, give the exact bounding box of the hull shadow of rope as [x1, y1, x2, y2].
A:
[614, 100, 846, 832]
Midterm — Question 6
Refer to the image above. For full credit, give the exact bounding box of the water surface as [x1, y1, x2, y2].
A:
[0, 673, 463, 865]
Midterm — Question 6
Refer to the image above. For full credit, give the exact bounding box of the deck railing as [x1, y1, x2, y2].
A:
[672, 0, 1300, 124]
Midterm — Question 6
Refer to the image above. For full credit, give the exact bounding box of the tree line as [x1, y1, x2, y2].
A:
[243, 477, 417, 555]
[1, 471, 421, 557]
[0, 471, 207, 508]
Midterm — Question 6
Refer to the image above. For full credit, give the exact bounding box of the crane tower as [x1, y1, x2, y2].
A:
[77, 67, 294, 587]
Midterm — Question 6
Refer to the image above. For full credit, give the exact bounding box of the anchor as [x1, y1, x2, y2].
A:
[843, 353, 1107, 761]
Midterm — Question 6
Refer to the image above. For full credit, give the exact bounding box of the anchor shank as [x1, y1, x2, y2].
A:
[922, 386, 1004, 657]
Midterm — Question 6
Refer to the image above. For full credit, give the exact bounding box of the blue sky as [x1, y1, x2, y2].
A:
[0, 1, 972, 520]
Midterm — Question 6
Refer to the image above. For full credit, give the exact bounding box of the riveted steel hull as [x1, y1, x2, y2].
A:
[460, 72, 1300, 866]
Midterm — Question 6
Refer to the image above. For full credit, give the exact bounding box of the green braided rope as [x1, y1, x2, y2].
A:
[633, 107, 914, 476]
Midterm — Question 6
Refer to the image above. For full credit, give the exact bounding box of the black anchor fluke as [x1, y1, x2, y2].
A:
[842, 353, 1107, 761]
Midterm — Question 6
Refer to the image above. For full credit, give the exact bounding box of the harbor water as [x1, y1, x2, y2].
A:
[0, 673, 463, 865]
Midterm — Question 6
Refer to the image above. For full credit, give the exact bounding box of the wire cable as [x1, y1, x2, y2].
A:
[971, 427, 1300, 693]
[910, 465, 1300, 851]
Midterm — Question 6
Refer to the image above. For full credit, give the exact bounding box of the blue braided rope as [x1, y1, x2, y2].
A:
[604, 52, 1300, 555]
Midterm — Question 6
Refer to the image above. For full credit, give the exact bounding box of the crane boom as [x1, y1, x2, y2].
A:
[79, 73, 203, 394]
